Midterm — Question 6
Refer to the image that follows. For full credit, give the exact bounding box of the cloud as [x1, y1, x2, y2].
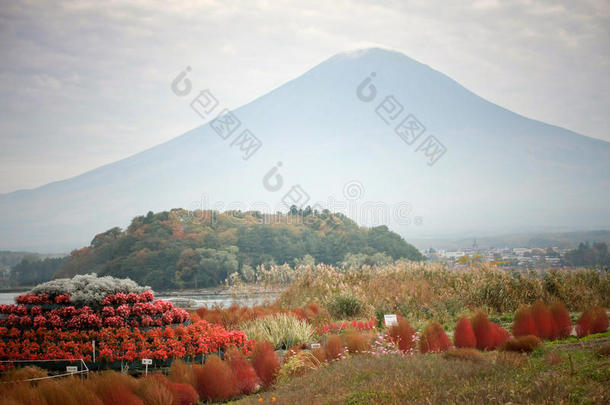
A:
[0, 0, 608, 193]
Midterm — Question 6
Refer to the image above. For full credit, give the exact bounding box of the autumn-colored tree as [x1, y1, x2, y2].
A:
[453, 316, 477, 348]
[512, 305, 537, 337]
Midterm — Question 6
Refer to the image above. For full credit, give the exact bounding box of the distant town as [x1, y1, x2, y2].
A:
[424, 239, 596, 269]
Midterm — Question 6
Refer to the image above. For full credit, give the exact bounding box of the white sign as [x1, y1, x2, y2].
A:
[310, 343, 321, 349]
[142, 358, 153, 365]
[384, 314, 398, 327]
[66, 366, 78, 373]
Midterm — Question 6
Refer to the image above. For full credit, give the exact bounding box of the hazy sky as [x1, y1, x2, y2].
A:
[1, 0, 608, 194]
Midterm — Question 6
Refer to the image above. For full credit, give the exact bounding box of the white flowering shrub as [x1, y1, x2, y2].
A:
[30, 273, 152, 306]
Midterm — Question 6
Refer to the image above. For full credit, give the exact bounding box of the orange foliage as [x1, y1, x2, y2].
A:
[227, 349, 260, 395]
[388, 317, 416, 353]
[193, 356, 237, 402]
[419, 321, 451, 353]
[453, 317, 477, 348]
[512, 305, 537, 337]
[167, 382, 199, 405]
[470, 311, 494, 350]
[577, 309, 593, 337]
[311, 347, 327, 364]
[168, 360, 196, 389]
[531, 301, 553, 340]
[591, 306, 609, 334]
[101, 385, 144, 405]
[251, 342, 280, 388]
[324, 334, 344, 360]
[137, 376, 174, 405]
[550, 301, 572, 339]
[500, 335, 541, 353]
[345, 331, 368, 354]
[491, 322, 510, 348]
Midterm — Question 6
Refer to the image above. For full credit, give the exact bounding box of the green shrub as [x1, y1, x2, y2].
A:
[328, 293, 364, 319]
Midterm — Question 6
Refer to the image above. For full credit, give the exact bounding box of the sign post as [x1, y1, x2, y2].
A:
[66, 366, 78, 374]
[92, 341, 96, 363]
[142, 358, 153, 375]
[384, 314, 398, 327]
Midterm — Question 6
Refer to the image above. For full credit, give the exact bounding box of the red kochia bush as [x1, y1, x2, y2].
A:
[491, 322, 511, 348]
[388, 317, 417, 353]
[251, 341, 280, 388]
[512, 305, 537, 337]
[470, 311, 494, 350]
[227, 349, 260, 395]
[454, 317, 477, 348]
[167, 382, 199, 405]
[101, 385, 144, 405]
[577, 309, 593, 337]
[193, 356, 237, 401]
[591, 306, 609, 334]
[550, 301, 572, 338]
[419, 321, 451, 353]
[531, 301, 553, 340]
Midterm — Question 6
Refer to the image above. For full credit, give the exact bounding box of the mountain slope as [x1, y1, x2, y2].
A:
[1, 48, 609, 252]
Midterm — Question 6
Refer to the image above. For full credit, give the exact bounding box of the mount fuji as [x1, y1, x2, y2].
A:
[1, 48, 609, 252]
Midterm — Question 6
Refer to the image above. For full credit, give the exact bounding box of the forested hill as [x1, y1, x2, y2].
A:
[53, 208, 423, 290]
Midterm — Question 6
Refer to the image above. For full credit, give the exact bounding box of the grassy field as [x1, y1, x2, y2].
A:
[268, 263, 609, 329]
[233, 332, 610, 405]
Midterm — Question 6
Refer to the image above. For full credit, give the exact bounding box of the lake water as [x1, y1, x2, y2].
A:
[0, 289, 281, 308]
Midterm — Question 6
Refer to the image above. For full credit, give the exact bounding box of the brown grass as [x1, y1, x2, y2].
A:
[442, 348, 486, 363]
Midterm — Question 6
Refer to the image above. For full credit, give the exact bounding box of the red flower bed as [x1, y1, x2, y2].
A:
[318, 319, 376, 335]
[0, 320, 249, 363]
[0, 289, 252, 366]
